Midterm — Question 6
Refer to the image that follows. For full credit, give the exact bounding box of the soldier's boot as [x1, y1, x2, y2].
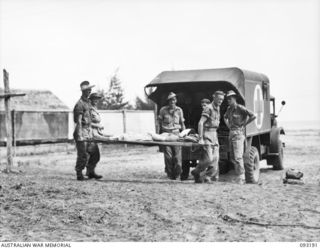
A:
[191, 170, 204, 183]
[88, 171, 103, 180]
[233, 174, 245, 185]
[211, 175, 219, 182]
[211, 176, 219, 182]
[205, 166, 219, 182]
[76, 171, 85, 181]
[173, 165, 182, 180]
[204, 176, 213, 184]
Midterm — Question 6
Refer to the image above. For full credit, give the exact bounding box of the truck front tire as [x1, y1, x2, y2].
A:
[271, 140, 284, 170]
[268, 127, 285, 170]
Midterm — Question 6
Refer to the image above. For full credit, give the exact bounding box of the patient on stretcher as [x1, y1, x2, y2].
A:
[149, 132, 180, 141]
[106, 130, 198, 143]
[149, 129, 199, 143]
[117, 132, 183, 142]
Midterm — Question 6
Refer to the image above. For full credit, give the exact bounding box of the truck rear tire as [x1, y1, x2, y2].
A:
[244, 146, 260, 184]
[272, 140, 284, 170]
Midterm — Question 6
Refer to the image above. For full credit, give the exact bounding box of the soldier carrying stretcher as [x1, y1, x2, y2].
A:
[73, 81, 102, 181]
[191, 91, 225, 183]
[158, 92, 186, 180]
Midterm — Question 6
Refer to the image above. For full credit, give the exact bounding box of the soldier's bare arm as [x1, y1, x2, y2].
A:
[198, 116, 207, 144]
[180, 109, 186, 130]
[223, 109, 230, 129]
[224, 116, 230, 129]
[244, 108, 256, 126]
[76, 114, 83, 141]
[245, 114, 256, 126]
[91, 122, 103, 129]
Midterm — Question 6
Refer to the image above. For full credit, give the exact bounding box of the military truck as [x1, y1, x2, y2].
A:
[145, 67, 285, 183]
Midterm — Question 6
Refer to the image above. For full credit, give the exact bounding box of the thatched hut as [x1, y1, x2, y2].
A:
[0, 89, 70, 141]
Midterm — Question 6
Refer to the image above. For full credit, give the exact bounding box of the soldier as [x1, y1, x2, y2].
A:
[89, 93, 104, 138]
[191, 91, 225, 183]
[158, 92, 186, 180]
[73, 81, 102, 181]
[224, 90, 256, 184]
[88, 92, 114, 141]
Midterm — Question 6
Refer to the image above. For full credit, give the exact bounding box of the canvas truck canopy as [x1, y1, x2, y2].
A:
[145, 67, 269, 104]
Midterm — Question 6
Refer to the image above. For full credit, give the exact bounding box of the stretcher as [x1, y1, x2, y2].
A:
[93, 138, 203, 147]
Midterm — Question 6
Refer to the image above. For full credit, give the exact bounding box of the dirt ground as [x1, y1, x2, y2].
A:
[0, 130, 320, 242]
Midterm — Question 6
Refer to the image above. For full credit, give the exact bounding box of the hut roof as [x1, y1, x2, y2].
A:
[0, 88, 69, 111]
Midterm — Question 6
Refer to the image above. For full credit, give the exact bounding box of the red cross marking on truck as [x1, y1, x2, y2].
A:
[254, 85, 264, 129]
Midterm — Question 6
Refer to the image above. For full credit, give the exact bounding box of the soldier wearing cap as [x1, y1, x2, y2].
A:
[73, 81, 102, 181]
[89, 93, 104, 137]
[89, 92, 113, 140]
[191, 91, 225, 183]
[158, 92, 186, 180]
[224, 90, 256, 184]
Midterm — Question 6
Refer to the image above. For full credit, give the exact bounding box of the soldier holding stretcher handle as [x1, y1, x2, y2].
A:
[158, 92, 186, 180]
[191, 91, 225, 183]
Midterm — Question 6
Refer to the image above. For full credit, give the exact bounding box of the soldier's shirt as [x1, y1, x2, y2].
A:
[90, 106, 104, 136]
[90, 106, 101, 124]
[201, 103, 220, 129]
[158, 105, 185, 133]
[224, 104, 255, 130]
[73, 97, 92, 140]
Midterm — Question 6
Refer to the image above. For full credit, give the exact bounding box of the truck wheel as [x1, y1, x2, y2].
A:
[244, 146, 260, 184]
[268, 127, 285, 170]
[272, 140, 284, 170]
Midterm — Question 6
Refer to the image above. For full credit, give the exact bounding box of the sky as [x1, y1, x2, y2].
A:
[0, 0, 319, 123]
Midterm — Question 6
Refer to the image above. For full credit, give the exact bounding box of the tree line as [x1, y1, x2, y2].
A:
[95, 70, 155, 110]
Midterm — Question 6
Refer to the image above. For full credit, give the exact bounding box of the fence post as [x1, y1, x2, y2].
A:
[3, 69, 13, 173]
[122, 109, 127, 133]
[11, 109, 16, 158]
[122, 109, 127, 149]
[1, 70, 25, 172]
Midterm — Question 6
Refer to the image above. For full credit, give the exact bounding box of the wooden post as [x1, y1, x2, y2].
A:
[12, 109, 16, 157]
[1, 69, 25, 173]
[122, 109, 127, 133]
[122, 109, 127, 149]
[4, 69, 13, 173]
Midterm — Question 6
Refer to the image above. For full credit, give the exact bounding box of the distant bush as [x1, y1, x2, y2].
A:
[97, 69, 129, 110]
